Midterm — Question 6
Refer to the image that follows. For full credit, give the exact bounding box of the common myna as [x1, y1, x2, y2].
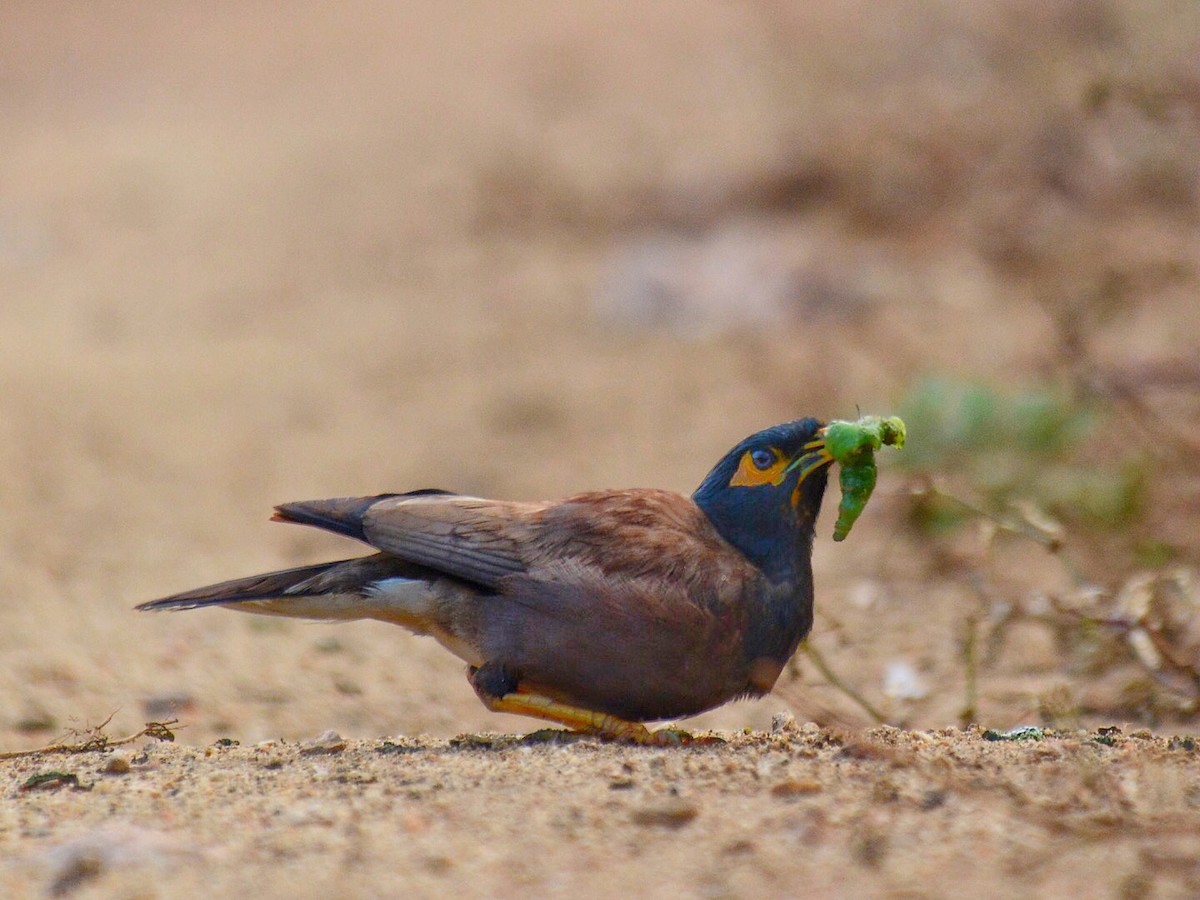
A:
[139, 418, 834, 744]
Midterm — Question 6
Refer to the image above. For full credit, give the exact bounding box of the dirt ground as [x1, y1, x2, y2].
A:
[2, 3, 1200, 897]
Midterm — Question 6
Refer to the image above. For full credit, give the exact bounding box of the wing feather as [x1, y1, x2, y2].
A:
[361, 495, 536, 586]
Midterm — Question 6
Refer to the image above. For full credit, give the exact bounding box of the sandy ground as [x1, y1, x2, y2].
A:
[6, 724, 1200, 898]
[3, 2, 1200, 897]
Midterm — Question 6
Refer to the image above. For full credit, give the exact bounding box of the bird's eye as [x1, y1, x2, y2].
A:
[750, 449, 776, 470]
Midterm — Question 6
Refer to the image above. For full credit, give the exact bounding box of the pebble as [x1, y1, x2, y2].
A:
[771, 711, 797, 733]
[771, 779, 823, 798]
[631, 799, 699, 829]
[300, 730, 347, 755]
[101, 751, 132, 774]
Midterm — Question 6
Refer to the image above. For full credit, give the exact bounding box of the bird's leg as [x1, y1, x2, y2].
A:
[484, 692, 668, 744]
[467, 664, 694, 746]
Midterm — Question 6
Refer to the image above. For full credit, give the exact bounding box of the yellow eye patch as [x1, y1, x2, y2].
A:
[728, 448, 789, 487]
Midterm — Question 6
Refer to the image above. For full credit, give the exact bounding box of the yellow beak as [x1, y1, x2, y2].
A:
[781, 432, 834, 485]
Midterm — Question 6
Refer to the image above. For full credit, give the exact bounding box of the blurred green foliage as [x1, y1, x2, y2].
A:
[896, 377, 1148, 533]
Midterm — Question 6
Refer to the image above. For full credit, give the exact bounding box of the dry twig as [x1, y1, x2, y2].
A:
[0, 718, 178, 761]
[800, 640, 889, 725]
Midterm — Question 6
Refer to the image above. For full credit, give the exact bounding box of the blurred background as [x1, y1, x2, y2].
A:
[1, 1, 1198, 747]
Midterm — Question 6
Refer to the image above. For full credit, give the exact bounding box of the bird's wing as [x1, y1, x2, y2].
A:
[528, 489, 738, 582]
[363, 494, 541, 586]
[274, 492, 542, 589]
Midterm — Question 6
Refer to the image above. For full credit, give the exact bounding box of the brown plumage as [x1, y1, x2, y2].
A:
[138, 418, 834, 744]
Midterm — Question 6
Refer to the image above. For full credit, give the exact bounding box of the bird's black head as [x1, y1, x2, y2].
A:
[692, 418, 833, 579]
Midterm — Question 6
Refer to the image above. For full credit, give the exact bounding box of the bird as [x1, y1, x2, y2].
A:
[138, 418, 835, 745]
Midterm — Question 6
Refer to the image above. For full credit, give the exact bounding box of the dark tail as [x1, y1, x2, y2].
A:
[269, 489, 456, 542]
[136, 560, 346, 612]
[270, 495, 400, 542]
[141, 490, 462, 613]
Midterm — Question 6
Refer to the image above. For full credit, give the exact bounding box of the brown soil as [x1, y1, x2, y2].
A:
[3, 3, 1199, 897]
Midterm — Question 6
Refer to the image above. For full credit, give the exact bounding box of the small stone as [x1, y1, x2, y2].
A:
[771, 779, 822, 798]
[300, 730, 346, 755]
[770, 711, 797, 733]
[101, 751, 131, 774]
[632, 799, 699, 829]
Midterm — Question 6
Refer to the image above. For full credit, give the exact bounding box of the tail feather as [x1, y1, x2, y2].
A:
[270, 496, 393, 542]
[137, 553, 452, 633]
[270, 490, 454, 542]
[136, 561, 347, 612]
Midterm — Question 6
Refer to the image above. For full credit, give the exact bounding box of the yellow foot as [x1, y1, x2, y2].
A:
[481, 691, 720, 747]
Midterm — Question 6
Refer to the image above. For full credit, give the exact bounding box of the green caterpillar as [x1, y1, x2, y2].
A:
[822, 416, 905, 542]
